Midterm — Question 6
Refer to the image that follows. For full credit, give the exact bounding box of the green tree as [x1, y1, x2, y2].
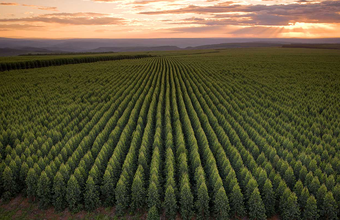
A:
[26, 168, 38, 202]
[115, 179, 129, 216]
[66, 175, 82, 213]
[299, 187, 310, 209]
[53, 172, 66, 212]
[321, 192, 338, 220]
[246, 178, 258, 200]
[147, 205, 159, 220]
[332, 184, 340, 212]
[19, 162, 29, 194]
[196, 182, 210, 220]
[37, 171, 51, 209]
[131, 166, 146, 211]
[309, 177, 321, 196]
[164, 185, 177, 220]
[2, 166, 15, 201]
[303, 195, 319, 220]
[294, 180, 304, 198]
[229, 184, 246, 218]
[148, 181, 160, 209]
[101, 169, 115, 206]
[280, 190, 300, 220]
[248, 188, 266, 220]
[284, 167, 296, 188]
[262, 179, 275, 217]
[299, 166, 308, 183]
[180, 183, 193, 220]
[316, 184, 327, 208]
[214, 187, 230, 220]
[84, 176, 101, 211]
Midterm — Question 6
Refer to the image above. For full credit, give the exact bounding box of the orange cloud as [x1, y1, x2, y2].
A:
[22, 4, 58, 11]
[132, 0, 177, 4]
[95, 0, 116, 1]
[0, 2, 58, 11]
[0, 12, 125, 25]
[0, 2, 18, 5]
[92, 0, 178, 4]
[0, 24, 43, 31]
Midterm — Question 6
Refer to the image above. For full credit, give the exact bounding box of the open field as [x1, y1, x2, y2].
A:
[0, 48, 340, 220]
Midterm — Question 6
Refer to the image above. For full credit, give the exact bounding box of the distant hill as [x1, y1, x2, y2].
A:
[0, 47, 57, 57]
[188, 42, 284, 50]
[90, 46, 180, 53]
[1, 38, 340, 56]
[282, 44, 340, 49]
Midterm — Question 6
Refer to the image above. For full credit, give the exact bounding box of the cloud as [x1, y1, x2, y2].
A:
[140, 1, 340, 25]
[22, 4, 58, 11]
[132, 0, 177, 4]
[0, 24, 43, 31]
[0, 2, 18, 5]
[92, 0, 176, 3]
[0, 12, 125, 25]
[41, 12, 108, 17]
[0, 2, 58, 11]
[167, 25, 224, 33]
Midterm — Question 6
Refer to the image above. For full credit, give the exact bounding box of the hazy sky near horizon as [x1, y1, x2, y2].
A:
[0, 0, 339, 38]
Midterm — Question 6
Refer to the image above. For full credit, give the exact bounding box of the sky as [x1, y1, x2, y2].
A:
[0, 0, 339, 38]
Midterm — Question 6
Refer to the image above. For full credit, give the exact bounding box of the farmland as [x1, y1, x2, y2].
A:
[0, 48, 340, 220]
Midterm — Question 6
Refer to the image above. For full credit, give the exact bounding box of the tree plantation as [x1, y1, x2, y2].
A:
[0, 48, 340, 219]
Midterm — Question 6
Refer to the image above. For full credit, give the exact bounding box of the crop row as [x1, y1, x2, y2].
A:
[0, 54, 153, 72]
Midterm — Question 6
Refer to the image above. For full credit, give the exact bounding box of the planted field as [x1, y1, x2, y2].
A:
[0, 48, 340, 220]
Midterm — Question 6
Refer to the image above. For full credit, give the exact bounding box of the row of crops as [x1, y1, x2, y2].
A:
[0, 51, 340, 219]
[0, 54, 153, 72]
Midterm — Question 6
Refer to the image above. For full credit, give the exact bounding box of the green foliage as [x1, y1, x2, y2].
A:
[115, 179, 129, 216]
[214, 187, 230, 220]
[321, 192, 338, 220]
[2, 166, 15, 201]
[84, 176, 101, 211]
[164, 186, 177, 220]
[131, 166, 146, 211]
[26, 168, 38, 202]
[280, 189, 300, 220]
[37, 171, 51, 209]
[299, 187, 310, 209]
[196, 182, 210, 220]
[303, 195, 319, 220]
[248, 188, 266, 220]
[101, 170, 115, 207]
[147, 182, 160, 209]
[262, 179, 275, 217]
[180, 183, 193, 220]
[229, 184, 246, 218]
[333, 184, 340, 211]
[53, 172, 66, 212]
[147, 206, 159, 220]
[66, 175, 82, 213]
[1, 49, 339, 218]
[0, 54, 153, 72]
[284, 167, 296, 188]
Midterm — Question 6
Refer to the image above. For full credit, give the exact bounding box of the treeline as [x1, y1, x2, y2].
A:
[0, 54, 153, 72]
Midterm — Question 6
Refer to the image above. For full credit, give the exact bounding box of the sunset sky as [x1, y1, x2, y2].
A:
[0, 0, 339, 38]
